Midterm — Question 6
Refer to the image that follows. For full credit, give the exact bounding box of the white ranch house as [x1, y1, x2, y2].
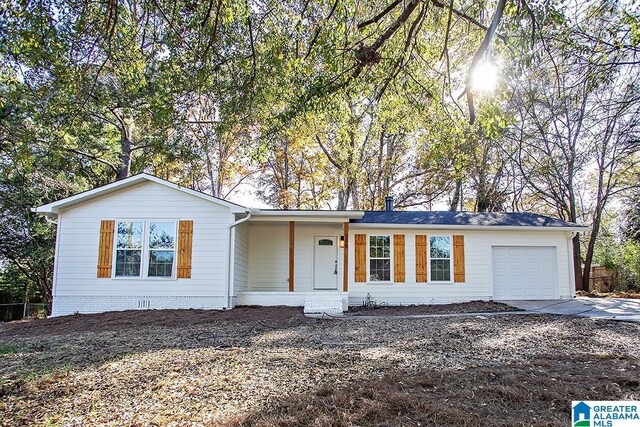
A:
[34, 174, 587, 316]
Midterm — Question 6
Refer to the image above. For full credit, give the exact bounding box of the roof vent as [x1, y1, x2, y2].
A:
[385, 196, 394, 212]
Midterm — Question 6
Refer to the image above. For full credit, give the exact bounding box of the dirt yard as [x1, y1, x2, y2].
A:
[1, 306, 639, 426]
[349, 300, 518, 316]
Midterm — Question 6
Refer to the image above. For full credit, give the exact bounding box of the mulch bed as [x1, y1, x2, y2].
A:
[0, 302, 518, 337]
[0, 306, 313, 337]
[576, 290, 640, 299]
[349, 300, 519, 316]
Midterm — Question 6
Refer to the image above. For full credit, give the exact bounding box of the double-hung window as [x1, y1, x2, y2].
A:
[115, 221, 144, 277]
[429, 236, 452, 282]
[369, 235, 391, 282]
[115, 220, 176, 278]
[148, 222, 176, 277]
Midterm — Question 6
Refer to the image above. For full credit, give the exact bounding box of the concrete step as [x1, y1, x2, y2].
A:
[304, 298, 344, 315]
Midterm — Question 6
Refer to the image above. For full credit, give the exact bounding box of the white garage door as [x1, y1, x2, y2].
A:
[492, 246, 557, 300]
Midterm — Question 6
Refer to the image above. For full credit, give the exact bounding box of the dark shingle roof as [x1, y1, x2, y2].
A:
[351, 211, 583, 228]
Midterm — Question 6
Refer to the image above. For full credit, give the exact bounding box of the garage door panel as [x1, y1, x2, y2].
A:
[492, 246, 557, 300]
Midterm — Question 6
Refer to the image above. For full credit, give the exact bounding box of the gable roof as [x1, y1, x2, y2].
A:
[33, 173, 249, 215]
[351, 211, 587, 230]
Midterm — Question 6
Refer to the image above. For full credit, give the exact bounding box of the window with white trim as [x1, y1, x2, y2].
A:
[429, 236, 452, 281]
[148, 222, 176, 277]
[369, 235, 391, 281]
[115, 221, 143, 277]
[114, 220, 176, 278]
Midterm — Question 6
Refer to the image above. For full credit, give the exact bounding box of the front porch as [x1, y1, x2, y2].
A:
[237, 291, 348, 314]
[231, 211, 361, 313]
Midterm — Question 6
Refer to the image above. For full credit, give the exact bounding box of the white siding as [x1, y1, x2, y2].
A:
[347, 228, 573, 306]
[233, 221, 249, 294]
[247, 223, 289, 291]
[52, 181, 234, 316]
[246, 222, 344, 292]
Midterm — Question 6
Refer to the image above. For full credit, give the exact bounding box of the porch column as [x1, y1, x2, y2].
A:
[343, 222, 349, 292]
[289, 221, 295, 292]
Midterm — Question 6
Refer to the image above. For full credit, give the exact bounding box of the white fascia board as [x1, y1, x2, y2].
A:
[250, 216, 352, 223]
[251, 210, 364, 220]
[32, 173, 248, 215]
[349, 223, 589, 232]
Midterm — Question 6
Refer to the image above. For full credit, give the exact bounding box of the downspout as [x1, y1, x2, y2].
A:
[226, 210, 252, 309]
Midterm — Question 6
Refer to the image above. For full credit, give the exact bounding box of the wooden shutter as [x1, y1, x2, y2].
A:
[415, 234, 427, 283]
[453, 235, 465, 283]
[393, 234, 405, 282]
[97, 220, 115, 278]
[354, 234, 367, 283]
[177, 220, 194, 279]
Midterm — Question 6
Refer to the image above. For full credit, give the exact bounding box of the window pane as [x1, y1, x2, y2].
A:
[430, 259, 451, 281]
[148, 250, 174, 277]
[149, 222, 175, 249]
[382, 259, 390, 281]
[370, 236, 391, 258]
[370, 259, 391, 282]
[430, 236, 451, 258]
[382, 244, 390, 258]
[116, 222, 143, 249]
[369, 260, 377, 281]
[115, 250, 141, 276]
[369, 235, 391, 281]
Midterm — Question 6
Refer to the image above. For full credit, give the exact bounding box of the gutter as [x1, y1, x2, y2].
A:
[349, 223, 589, 232]
[226, 209, 253, 308]
[30, 207, 59, 225]
[251, 210, 364, 219]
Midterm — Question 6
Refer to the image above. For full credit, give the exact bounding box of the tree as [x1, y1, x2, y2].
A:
[0, 72, 88, 308]
[506, 2, 640, 290]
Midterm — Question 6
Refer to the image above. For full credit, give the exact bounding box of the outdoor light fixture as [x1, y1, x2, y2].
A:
[340, 236, 345, 248]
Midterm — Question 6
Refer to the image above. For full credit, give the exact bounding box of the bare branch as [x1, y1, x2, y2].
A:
[305, 0, 340, 60]
[357, 0, 403, 30]
[66, 148, 119, 175]
[459, 0, 506, 124]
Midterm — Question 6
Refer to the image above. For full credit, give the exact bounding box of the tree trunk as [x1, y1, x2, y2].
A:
[582, 208, 604, 291]
[337, 190, 347, 210]
[36, 268, 52, 315]
[350, 183, 359, 210]
[449, 179, 462, 211]
[572, 233, 584, 291]
[206, 153, 218, 197]
[116, 136, 132, 180]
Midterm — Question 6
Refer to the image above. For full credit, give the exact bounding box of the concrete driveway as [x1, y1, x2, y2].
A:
[502, 297, 640, 322]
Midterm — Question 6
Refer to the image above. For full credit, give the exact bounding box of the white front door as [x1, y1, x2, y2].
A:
[313, 236, 338, 290]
